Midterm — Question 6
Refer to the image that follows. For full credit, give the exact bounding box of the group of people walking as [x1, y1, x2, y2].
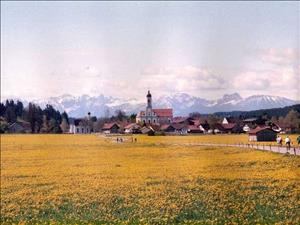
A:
[276, 135, 300, 150]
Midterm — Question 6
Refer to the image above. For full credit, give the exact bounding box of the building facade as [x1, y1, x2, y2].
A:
[69, 119, 91, 134]
[136, 90, 173, 125]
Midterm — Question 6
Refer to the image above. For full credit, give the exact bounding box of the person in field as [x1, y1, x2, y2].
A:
[285, 136, 291, 152]
[276, 135, 282, 146]
[297, 136, 300, 146]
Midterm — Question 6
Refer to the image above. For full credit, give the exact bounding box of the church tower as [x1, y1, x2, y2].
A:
[145, 90, 152, 122]
[146, 90, 152, 109]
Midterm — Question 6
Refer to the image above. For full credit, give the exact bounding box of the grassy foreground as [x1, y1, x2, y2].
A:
[1, 134, 300, 224]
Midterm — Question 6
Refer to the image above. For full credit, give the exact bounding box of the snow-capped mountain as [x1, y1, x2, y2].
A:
[155, 93, 297, 115]
[33, 94, 145, 117]
[5, 93, 298, 117]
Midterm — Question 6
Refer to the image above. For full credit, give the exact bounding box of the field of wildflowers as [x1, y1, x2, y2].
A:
[1, 134, 299, 224]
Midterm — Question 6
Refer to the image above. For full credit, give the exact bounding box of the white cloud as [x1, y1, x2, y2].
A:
[138, 66, 226, 96]
[233, 48, 299, 100]
[260, 48, 299, 66]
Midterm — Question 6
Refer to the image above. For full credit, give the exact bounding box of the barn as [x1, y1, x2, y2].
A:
[248, 126, 277, 142]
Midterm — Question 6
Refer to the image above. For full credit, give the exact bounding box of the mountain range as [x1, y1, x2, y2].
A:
[20, 93, 298, 117]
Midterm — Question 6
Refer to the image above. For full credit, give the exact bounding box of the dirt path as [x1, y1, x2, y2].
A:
[182, 143, 300, 156]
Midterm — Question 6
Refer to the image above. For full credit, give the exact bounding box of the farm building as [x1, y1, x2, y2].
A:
[248, 126, 277, 142]
[102, 122, 120, 134]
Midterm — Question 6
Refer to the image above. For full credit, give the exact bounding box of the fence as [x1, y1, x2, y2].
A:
[193, 142, 300, 156]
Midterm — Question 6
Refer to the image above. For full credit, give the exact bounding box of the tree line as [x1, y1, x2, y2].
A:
[0, 100, 69, 133]
[214, 104, 300, 119]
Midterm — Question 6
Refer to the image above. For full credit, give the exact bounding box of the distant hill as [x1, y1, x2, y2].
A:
[214, 104, 300, 118]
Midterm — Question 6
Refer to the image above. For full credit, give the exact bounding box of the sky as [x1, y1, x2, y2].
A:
[1, 1, 299, 101]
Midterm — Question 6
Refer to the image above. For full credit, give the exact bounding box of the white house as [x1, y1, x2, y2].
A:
[69, 113, 92, 134]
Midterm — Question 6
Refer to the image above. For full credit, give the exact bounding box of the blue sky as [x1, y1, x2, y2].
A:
[1, 1, 299, 100]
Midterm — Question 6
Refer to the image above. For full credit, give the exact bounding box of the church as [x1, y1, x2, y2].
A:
[136, 90, 173, 125]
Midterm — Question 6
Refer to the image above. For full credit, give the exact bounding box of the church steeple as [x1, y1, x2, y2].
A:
[146, 90, 152, 109]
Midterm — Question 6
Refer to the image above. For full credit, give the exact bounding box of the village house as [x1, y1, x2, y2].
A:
[69, 112, 93, 134]
[140, 126, 155, 135]
[248, 126, 277, 142]
[172, 117, 194, 125]
[69, 119, 91, 134]
[160, 124, 176, 133]
[220, 117, 244, 133]
[222, 117, 235, 125]
[199, 123, 210, 133]
[124, 123, 141, 134]
[160, 123, 188, 134]
[187, 125, 202, 133]
[171, 124, 189, 134]
[102, 122, 120, 134]
[136, 91, 173, 125]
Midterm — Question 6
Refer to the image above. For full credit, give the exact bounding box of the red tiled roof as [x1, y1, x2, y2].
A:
[153, 109, 173, 117]
[188, 125, 200, 131]
[222, 123, 237, 130]
[160, 124, 171, 130]
[191, 119, 200, 126]
[149, 124, 161, 131]
[102, 122, 119, 130]
[172, 123, 187, 130]
[248, 126, 273, 135]
[172, 116, 191, 123]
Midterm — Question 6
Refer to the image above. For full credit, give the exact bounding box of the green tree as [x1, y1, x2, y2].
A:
[207, 115, 220, 134]
[129, 113, 136, 123]
[284, 109, 300, 133]
[60, 118, 69, 133]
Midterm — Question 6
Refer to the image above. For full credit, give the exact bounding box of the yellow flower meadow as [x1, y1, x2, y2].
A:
[1, 134, 299, 224]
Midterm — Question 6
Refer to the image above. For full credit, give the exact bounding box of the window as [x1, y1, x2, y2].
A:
[153, 120, 156, 123]
[76, 128, 79, 133]
[82, 128, 84, 133]
[148, 120, 151, 124]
